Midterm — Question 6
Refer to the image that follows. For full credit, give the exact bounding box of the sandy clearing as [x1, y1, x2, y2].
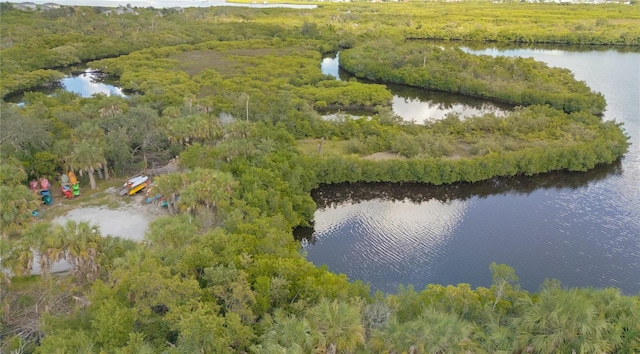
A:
[32, 191, 168, 275]
[51, 190, 168, 241]
[53, 206, 151, 241]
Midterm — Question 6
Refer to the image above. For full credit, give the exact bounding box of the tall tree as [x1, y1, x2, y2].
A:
[67, 141, 104, 190]
[0, 104, 52, 157]
[490, 262, 520, 311]
[74, 122, 110, 180]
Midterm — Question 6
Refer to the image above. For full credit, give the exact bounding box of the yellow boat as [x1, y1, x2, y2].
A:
[120, 175, 151, 196]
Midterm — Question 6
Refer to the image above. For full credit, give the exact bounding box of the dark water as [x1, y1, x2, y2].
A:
[320, 53, 512, 123]
[304, 46, 640, 295]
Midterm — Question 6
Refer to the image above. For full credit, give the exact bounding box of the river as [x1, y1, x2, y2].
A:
[304, 45, 640, 294]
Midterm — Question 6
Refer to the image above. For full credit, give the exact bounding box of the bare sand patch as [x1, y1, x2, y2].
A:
[52, 190, 168, 241]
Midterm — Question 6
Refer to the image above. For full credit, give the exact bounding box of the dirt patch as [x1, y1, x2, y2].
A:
[362, 152, 405, 161]
[52, 191, 168, 241]
[30, 183, 170, 275]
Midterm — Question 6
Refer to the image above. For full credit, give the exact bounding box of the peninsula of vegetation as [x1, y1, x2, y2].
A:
[1, 1, 638, 353]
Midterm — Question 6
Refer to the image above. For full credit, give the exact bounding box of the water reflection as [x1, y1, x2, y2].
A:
[455, 41, 640, 55]
[321, 53, 342, 81]
[304, 198, 470, 292]
[4, 68, 126, 105]
[62, 70, 126, 98]
[307, 45, 640, 295]
[320, 54, 512, 123]
[309, 162, 623, 209]
[388, 84, 511, 123]
[300, 161, 637, 294]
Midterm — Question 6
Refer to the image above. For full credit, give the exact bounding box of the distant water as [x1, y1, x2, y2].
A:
[21, 0, 316, 8]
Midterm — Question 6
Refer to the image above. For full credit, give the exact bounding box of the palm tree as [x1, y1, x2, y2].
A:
[0, 238, 14, 286]
[175, 168, 238, 228]
[368, 318, 414, 353]
[164, 114, 223, 146]
[590, 287, 640, 353]
[419, 309, 476, 353]
[515, 287, 612, 354]
[74, 122, 109, 180]
[0, 237, 32, 279]
[250, 343, 307, 354]
[21, 222, 65, 279]
[474, 320, 516, 354]
[0, 160, 40, 237]
[260, 309, 313, 351]
[62, 220, 102, 282]
[68, 141, 104, 190]
[368, 307, 477, 354]
[153, 172, 185, 216]
[306, 298, 365, 354]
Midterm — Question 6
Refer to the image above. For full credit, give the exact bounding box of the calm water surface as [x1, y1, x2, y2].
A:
[321, 53, 511, 123]
[62, 70, 127, 98]
[304, 47, 640, 294]
[5, 69, 125, 104]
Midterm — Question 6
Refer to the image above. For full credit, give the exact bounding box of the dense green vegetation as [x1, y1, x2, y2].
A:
[1, 2, 638, 353]
[3, 1, 640, 97]
[340, 42, 606, 114]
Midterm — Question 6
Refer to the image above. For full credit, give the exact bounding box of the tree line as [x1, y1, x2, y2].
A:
[339, 42, 606, 114]
[2, 2, 639, 97]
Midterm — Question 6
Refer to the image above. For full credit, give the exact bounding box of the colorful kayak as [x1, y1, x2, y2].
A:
[61, 171, 80, 198]
[121, 175, 151, 196]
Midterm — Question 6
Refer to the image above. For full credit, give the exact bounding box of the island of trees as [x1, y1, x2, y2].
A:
[1, 1, 638, 353]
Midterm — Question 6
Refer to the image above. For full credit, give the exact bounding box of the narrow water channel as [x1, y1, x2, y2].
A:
[321, 53, 512, 123]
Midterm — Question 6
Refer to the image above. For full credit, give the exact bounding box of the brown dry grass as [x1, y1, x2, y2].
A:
[297, 138, 477, 160]
[362, 152, 404, 160]
[170, 47, 309, 77]
[297, 138, 351, 156]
